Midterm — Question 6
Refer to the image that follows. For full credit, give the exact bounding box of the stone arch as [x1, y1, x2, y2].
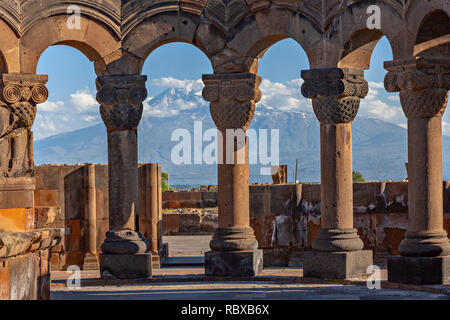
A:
[20, 15, 120, 75]
[0, 17, 19, 73]
[123, 12, 213, 73]
[333, 2, 405, 68]
[338, 28, 395, 69]
[413, 10, 450, 57]
[225, 9, 317, 71]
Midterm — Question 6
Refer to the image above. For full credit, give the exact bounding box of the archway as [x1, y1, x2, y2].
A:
[141, 42, 214, 267]
[253, 38, 315, 184]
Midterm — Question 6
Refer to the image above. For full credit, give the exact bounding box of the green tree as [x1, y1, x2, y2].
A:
[352, 170, 365, 182]
[162, 172, 173, 191]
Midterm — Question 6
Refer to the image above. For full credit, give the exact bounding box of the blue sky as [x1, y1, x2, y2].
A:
[35, 37, 450, 140]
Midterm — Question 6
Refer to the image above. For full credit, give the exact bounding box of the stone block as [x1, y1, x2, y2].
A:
[179, 213, 200, 233]
[354, 213, 377, 249]
[94, 165, 109, 189]
[250, 216, 275, 248]
[95, 189, 109, 220]
[205, 250, 263, 277]
[0, 190, 34, 209]
[270, 184, 298, 216]
[35, 166, 61, 189]
[200, 191, 218, 207]
[249, 185, 270, 218]
[163, 214, 179, 235]
[353, 182, 386, 213]
[100, 253, 152, 279]
[34, 189, 59, 207]
[64, 188, 82, 220]
[386, 182, 408, 213]
[200, 213, 218, 232]
[301, 183, 321, 203]
[0, 208, 34, 232]
[34, 207, 59, 229]
[388, 255, 450, 285]
[303, 250, 373, 280]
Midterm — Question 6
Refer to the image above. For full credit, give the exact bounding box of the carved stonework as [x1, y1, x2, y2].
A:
[301, 68, 368, 124]
[385, 59, 450, 119]
[0, 74, 48, 179]
[96, 75, 148, 130]
[202, 73, 261, 130]
[205, 0, 249, 34]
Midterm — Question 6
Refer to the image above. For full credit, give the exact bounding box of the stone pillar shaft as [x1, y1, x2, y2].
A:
[320, 123, 353, 230]
[384, 57, 450, 284]
[86, 164, 97, 253]
[202, 72, 263, 276]
[96, 74, 152, 279]
[408, 117, 443, 233]
[217, 131, 250, 228]
[146, 164, 159, 254]
[301, 68, 373, 279]
[107, 130, 138, 231]
[82, 164, 99, 270]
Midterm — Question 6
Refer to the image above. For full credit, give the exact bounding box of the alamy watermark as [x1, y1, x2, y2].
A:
[171, 121, 280, 176]
[366, 265, 381, 290]
[67, 5, 81, 30]
[66, 265, 81, 289]
[366, 5, 381, 30]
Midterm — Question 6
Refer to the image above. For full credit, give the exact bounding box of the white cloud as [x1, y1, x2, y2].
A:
[150, 77, 204, 92]
[39, 100, 64, 113]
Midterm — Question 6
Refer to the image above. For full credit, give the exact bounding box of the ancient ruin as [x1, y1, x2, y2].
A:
[0, 0, 448, 300]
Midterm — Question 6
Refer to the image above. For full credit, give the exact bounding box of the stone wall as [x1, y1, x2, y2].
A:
[162, 209, 218, 235]
[0, 229, 63, 300]
[34, 164, 163, 270]
[250, 182, 450, 266]
[163, 191, 217, 209]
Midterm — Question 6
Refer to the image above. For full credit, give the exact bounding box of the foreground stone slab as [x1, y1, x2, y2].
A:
[100, 253, 152, 280]
[205, 250, 263, 277]
[304, 250, 372, 280]
[388, 255, 450, 285]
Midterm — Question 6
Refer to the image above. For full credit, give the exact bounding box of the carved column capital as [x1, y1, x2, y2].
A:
[96, 75, 148, 131]
[202, 73, 261, 130]
[301, 68, 368, 124]
[384, 62, 450, 119]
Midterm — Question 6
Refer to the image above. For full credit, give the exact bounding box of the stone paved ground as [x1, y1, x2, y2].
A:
[51, 281, 449, 300]
[50, 236, 449, 300]
[164, 235, 212, 256]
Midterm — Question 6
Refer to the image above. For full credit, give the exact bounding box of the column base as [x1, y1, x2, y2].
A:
[100, 253, 152, 280]
[388, 255, 450, 285]
[304, 250, 373, 280]
[205, 250, 263, 277]
[81, 252, 99, 270]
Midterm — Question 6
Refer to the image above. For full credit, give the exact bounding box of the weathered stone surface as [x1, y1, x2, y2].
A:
[100, 253, 152, 280]
[205, 250, 263, 277]
[263, 248, 291, 267]
[179, 213, 201, 233]
[388, 255, 450, 285]
[303, 250, 373, 280]
[0, 228, 63, 259]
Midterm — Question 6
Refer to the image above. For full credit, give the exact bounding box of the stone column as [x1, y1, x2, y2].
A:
[81, 164, 99, 270]
[301, 68, 373, 279]
[202, 73, 263, 276]
[96, 75, 152, 279]
[0, 74, 48, 212]
[385, 58, 450, 284]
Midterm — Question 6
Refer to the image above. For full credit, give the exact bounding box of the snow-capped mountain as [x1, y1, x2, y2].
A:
[34, 88, 450, 185]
